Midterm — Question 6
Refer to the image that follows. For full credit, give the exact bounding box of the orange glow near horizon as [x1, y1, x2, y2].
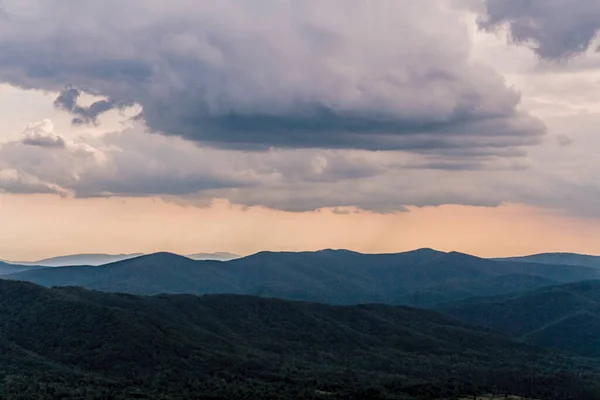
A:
[1, 193, 599, 261]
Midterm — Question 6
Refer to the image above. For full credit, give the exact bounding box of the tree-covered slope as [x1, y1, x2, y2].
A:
[0, 279, 599, 399]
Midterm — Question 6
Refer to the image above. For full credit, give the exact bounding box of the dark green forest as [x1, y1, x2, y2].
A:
[1, 279, 600, 400]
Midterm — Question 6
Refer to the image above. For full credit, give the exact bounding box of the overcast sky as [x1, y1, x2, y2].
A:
[1, 0, 600, 260]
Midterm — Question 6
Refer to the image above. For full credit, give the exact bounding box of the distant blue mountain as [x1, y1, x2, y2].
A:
[494, 252, 600, 269]
[0, 261, 45, 276]
[4, 248, 598, 305]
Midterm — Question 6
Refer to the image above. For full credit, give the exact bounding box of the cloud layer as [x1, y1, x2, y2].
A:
[1, 118, 598, 216]
[0, 119, 524, 210]
[2, 1, 600, 216]
[0, 0, 544, 154]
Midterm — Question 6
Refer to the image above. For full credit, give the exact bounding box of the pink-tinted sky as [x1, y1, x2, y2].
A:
[2, 194, 600, 261]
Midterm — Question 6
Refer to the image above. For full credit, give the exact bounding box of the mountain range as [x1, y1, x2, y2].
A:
[9, 249, 600, 268]
[1, 278, 599, 399]
[7, 248, 600, 368]
[4, 249, 600, 306]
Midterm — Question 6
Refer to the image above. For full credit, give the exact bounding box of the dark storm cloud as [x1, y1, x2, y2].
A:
[142, 102, 545, 152]
[479, 0, 600, 59]
[54, 87, 117, 125]
[0, 0, 545, 156]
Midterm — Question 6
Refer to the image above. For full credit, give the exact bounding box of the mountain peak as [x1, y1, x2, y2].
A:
[136, 252, 192, 260]
[102, 252, 194, 267]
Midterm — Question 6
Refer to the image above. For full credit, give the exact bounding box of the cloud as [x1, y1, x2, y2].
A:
[0, 0, 544, 155]
[479, 0, 600, 59]
[20, 119, 66, 148]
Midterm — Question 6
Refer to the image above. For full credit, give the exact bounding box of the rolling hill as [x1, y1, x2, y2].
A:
[4, 249, 598, 305]
[0, 279, 599, 399]
[437, 280, 600, 357]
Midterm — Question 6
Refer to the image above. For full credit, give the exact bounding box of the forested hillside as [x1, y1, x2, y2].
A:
[0, 279, 599, 399]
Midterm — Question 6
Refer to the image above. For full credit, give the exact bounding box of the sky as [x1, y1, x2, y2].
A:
[1, 0, 600, 260]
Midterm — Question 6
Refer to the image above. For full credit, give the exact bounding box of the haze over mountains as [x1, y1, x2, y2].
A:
[4, 253, 144, 267]
[3, 251, 241, 267]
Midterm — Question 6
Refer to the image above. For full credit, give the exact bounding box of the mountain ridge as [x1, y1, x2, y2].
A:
[5, 249, 599, 306]
[8, 248, 600, 267]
